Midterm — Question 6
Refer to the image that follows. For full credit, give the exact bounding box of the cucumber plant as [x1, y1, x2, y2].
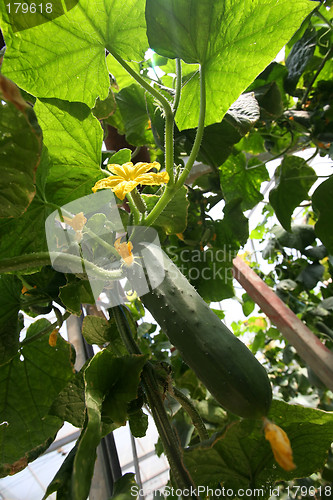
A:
[1, 0, 333, 499]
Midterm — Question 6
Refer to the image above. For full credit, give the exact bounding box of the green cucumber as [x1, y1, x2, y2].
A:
[135, 245, 272, 419]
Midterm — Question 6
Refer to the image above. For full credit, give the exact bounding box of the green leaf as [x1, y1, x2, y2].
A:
[312, 176, 333, 254]
[59, 279, 97, 316]
[115, 84, 153, 146]
[269, 156, 316, 232]
[106, 54, 141, 91]
[43, 442, 78, 500]
[49, 371, 86, 429]
[186, 93, 260, 169]
[0, 0, 148, 106]
[142, 186, 189, 235]
[0, 98, 41, 218]
[296, 262, 324, 290]
[0, 275, 22, 365]
[72, 350, 147, 500]
[184, 400, 333, 494]
[242, 293, 255, 317]
[274, 224, 316, 251]
[285, 28, 317, 93]
[0, 197, 51, 260]
[82, 315, 120, 346]
[0, 319, 75, 477]
[111, 473, 139, 499]
[109, 148, 132, 165]
[220, 153, 269, 210]
[146, 0, 315, 130]
[92, 89, 117, 120]
[129, 409, 149, 438]
[34, 99, 103, 204]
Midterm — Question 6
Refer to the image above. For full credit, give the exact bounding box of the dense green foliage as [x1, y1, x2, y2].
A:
[0, 0, 332, 498]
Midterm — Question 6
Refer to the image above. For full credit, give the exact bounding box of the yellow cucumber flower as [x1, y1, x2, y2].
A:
[114, 237, 134, 266]
[92, 161, 169, 200]
[263, 418, 296, 471]
[62, 212, 87, 232]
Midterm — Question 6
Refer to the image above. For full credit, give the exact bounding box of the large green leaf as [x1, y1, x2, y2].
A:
[0, 98, 41, 218]
[219, 152, 269, 210]
[146, 0, 315, 130]
[0, 319, 75, 477]
[34, 99, 103, 204]
[312, 176, 333, 255]
[269, 156, 317, 232]
[0, 196, 51, 260]
[72, 350, 147, 500]
[0, 275, 22, 366]
[0, 0, 148, 106]
[184, 400, 333, 496]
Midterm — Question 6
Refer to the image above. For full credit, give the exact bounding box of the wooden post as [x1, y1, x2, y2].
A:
[233, 256, 333, 391]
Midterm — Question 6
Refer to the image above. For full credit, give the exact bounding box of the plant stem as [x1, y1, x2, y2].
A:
[301, 46, 333, 107]
[106, 49, 174, 183]
[170, 387, 209, 442]
[126, 192, 141, 224]
[176, 65, 206, 188]
[112, 306, 200, 499]
[0, 252, 123, 280]
[142, 65, 206, 228]
[131, 188, 147, 214]
[173, 58, 182, 115]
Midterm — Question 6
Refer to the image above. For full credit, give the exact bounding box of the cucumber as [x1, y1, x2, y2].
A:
[133, 245, 272, 419]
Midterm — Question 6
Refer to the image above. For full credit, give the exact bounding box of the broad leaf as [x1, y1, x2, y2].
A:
[312, 176, 333, 254]
[34, 99, 103, 204]
[49, 371, 86, 429]
[0, 197, 51, 261]
[0, 275, 22, 365]
[146, 0, 315, 129]
[285, 28, 317, 93]
[0, 0, 148, 106]
[0, 319, 75, 477]
[0, 96, 41, 218]
[184, 400, 333, 496]
[274, 224, 316, 251]
[59, 279, 97, 316]
[269, 156, 317, 232]
[219, 153, 269, 210]
[115, 84, 153, 146]
[184, 93, 260, 169]
[72, 350, 147, 500]
[82, 315, 117, 345]
[142, 186, 189, 235]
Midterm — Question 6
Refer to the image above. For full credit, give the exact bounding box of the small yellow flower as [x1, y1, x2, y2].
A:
[92, 161, 169, 200]
[62, 212, 87, 232]
[263, 418, 296, 471]
[114, 237, 134, 266]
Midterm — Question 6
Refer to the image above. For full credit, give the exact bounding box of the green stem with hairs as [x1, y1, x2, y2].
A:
[106, 49, 175, 184]
[173, 58, 182, 115]
[0, 252, 123, 281]
[142, 65, 206, 228]
[170, 387, 209, 442]
[126, 192, 141, 224]
[112, 306, 200, 499]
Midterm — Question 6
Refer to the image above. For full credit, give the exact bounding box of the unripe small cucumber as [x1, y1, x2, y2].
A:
[136, 245, 272, 419]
